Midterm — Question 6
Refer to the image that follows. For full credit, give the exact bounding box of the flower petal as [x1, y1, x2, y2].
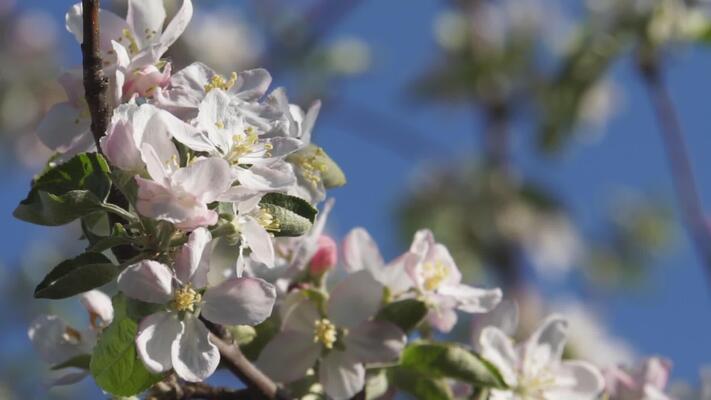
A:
[230, 68, 272, 100]
[523, 314, 568, 376]
[342, 227, 384, 273]
[319, 350, 365, 400]
[49, 370, 90, 387]
[127, 0, 166, 49]
[233, 162, 296, 192]
[548, 360, 605, 400]
[344, 320, 405, 364]
[479, 326, 519, 387]
[36, 102, 89, 152]
[172, 157, 232, 203]
[117, 260, 173, 304]
[135, 311, 181, 373]
[79, 290, 114, 328]
[201, 277, 276, 326]
[28, 315, 88, 364]
[328, 270, 383, 329]
[241, 215, 275, 268]
[174, 227, 212, 288]
[426, 303, 458, 333]
[172, 315, 219, 382]
[280, 292, 321, 333]
[256, 330, 321, 383]
[439, 284, 502, 314]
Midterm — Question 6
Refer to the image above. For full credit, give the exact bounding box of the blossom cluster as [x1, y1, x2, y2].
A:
[19, 1, 688, 400]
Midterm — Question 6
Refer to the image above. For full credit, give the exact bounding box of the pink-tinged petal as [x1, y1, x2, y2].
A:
[175, 228, 212, 288]
[426, 304, 458, 333]
[154, 110, 212, 154]
[343, 228, 384, 273]
[201, 277, 276, 326]
[472, 300, 519, 348]
[230, 68, 272, 100]
[100, 120, 141, 171]
[155, 0, 192, 57]
[233, 162, 296, 192]
[409, 229, 435, 256]
[319, 350, 365, 400]
[127, 0, 166, 49]
[36, 102, 89, 152]
[57, 69, 85, 107]
[524, 315, 568, 376]
[135, 176, 218, 229]
[152, 62, 214, 116]
[117, 260, 173, 304]
[172, 157, 232, 203]
[479, 327, 519, 387]
[377, 252, 417, 294]
[79, 290, 114, 328]
[141, 113, 180, 170]
[172, 316, 219, 382]
[135, 311, 181, 373]
[643, 357, 672, 390]
[256, 330, 320, 383]
[344, 320, 405, 364]
[111, 39, 130, 70]
[288, 199, 335, 274]
[328, 270, 384, 329]
[548, 361, 605, 400]
[28, 315, 88, 364]
[122, 64, 172, 101]
[280, 292, 321, 333]
[439, 284, 502, 314]
[140, 143, 170, 184]
[428, 243, 462, 286]
[241, 216, 275, 268]
[309, 235, 338, 276]
[49, 370, 90, 387]
[218, 189, 262, 215]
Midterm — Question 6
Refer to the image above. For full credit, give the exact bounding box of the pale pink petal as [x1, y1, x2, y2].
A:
[377, 252, 417, 294]
[28, 315, 87, 364]
[319, 351, 365, 400]
[643, 358, 672, 390]
[343, 228, 384, 273]
[427, 304, 458, 333]
[280, 293, 321, 333]
[117, 260, 173, 304]
[172, 315, 219, 382]
[524, 315, 568, 375]
[439, 284, 502, 314]
[172, 157, 232, 203]
[36, 102, 88, 152]
[201, 277, 276, 326]
[548, 361, 605, 400]
[241, 216, 275, 268]
[344, 320, 405, 364]
[256, 330, 320, 383]
[480, 327, 519, 387]
[174, 228, 212, 288]
[135, 311, 181, 373]
[328, 270, 383, 329]
[127, 0, 166, 49]
[230, 68, 272, 100]
[79, 290, 114, 327]
[65, 3, 129, 52]
[233, 162, 296, 192]
[100, 120, 141, 171]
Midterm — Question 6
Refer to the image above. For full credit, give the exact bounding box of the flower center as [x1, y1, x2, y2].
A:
[204, 72, 238, 93]
[294, 149, 327, 186]
[515, 370, 557, 399]
[172, 285, 202, 312]
[422, 260, 449, 291]
[256, 207, 281, 232]
[313, 319, 337, 349]
[225, 129, 260, 163]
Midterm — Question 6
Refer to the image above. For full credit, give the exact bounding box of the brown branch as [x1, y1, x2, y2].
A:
[638, 51, 711, 290]
[81, 0, 110, 150]
[149, 378, 251, 400]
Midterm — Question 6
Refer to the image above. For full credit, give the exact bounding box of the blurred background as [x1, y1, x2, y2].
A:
[2, 0, 711, 398]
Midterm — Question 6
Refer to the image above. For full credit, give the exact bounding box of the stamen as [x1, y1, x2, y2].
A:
[313, 319, 337, 349]
[171, 285, 202, 312]
[421, 260, 449, 291]
[204, 72, 238, 93]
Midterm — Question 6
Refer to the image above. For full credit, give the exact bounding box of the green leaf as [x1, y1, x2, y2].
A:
[388, 366, 453, 400]
[400, 342, 506, 389]
[259, 203, 312, 237]
[14, 153, 112, 226]
[51, 354, 91, 371]
[90, 297, 163, 396]
[375, 299, 428, 333]
[34, 253, 117, 299]
[260, 193, 318, 223]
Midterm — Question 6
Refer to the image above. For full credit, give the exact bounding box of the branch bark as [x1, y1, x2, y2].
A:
[638, 51, 711, 290]
[81, 0, 110, 150]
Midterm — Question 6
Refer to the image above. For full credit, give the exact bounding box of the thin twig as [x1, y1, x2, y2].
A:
[638, 52, 711, 289]
[81, 0, 110, 150]
[149, 378, 251, 400]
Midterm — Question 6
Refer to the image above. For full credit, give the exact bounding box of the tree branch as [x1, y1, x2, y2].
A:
[149, 378, 252, 400]
[81, 0, 110, 150]
[638, 51, 711, 290]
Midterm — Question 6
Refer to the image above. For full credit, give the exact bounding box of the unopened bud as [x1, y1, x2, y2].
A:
[309, 235, 338, 276]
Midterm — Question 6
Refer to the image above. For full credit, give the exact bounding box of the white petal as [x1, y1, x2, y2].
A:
[28, 315, 87, 364]
[256, 330, 321, 383]
[344, 320, 405, 364]
[117, 260, 173, 304]
[127, 0, 166, 49]
[100, 120, 141, 171]
[201, 277, 276, 326]
[172, 316, 219, 382]
[548, 361, 605, 400]
[172, 157, 233, 203]
[328, 270, 383, 329]
[135, 311, 181, 373]
[49, 370, 90, 387]
[287, 198, 335, 274]
[523, 315, 568, 377]
[342, 228, 384, 273]
[426, 304, 458, 333]
[319, 351, 365, 400]
[36, 102, 89, 152]
[280, 292, 321, 333]
[300, 100, 321, 144]
[377, 252, 417, 294]
[174, 227, 212, 288]
[79, 290, 114, 327]
[65, 3, 128, 52]
[233, 163, 296, 192]
[479, 327, 519, 387]
[154, 0, 192, 58]
[230, 68, 272, 100]
[241, 216, 275, 268]
[439, 284, 502, 314]
[141, 143, 170, 184]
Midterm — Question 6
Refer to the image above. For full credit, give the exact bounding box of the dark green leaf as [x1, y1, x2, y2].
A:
[388, 366, 453, 400]
[375, 299, 428, 333]
[14, 153, 112, 226]
[51, 354, 91, 371]
[400, 342, 506, 389]
[34, 253, 117, 299]
[260, 203, 313, 237]
[260, 193, 318, 223]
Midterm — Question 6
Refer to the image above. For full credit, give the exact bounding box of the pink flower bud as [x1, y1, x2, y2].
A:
[122, 63, 172, 101]
[309, 235, 338, 276]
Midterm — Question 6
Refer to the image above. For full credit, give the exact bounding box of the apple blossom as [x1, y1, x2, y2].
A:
[309, 235, 338, 276]
[605, 357, 674, 400]
[480, 314, 605, 400]
[117, 228, 276, 382]
[257, 271, 406, 399]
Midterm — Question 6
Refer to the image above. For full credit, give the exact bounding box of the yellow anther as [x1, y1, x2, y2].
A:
[225, 131, 259, 163]
[297, 149, 328, 187]
[215, 120, 225, 129]
[422, 260, 449, 291]
[62, 326, 82, 345]
[313, 319, 337, 349]
[122, 28, 139, 54]
[172, 285, 202, 313]
[204, 72, 238, 93]
[257, 208, 280, 232]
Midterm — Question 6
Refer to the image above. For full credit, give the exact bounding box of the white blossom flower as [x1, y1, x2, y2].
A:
[257, 271, 406, 400]
[117, 228, 276, 382]
[480, 315, 605, 400]
[406, 229, 502, 332]
[605, 357, 673, 400]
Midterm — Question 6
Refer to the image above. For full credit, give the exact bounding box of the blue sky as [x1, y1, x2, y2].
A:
[3, 0, 711, 392]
